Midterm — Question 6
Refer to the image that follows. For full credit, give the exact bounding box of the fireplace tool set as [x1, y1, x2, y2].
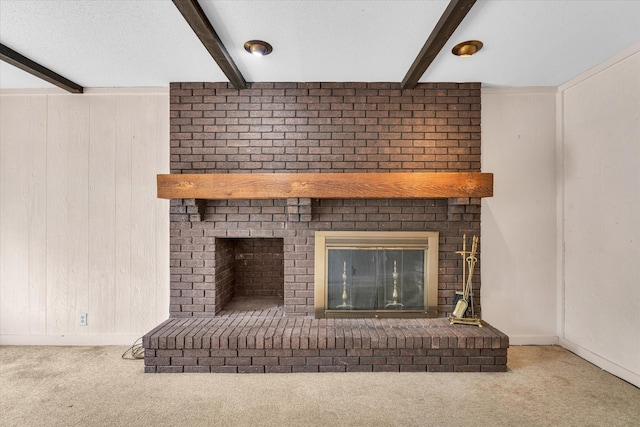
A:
[450, 234, 482, 327]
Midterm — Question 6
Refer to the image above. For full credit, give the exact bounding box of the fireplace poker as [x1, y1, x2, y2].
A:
[453, 234, 467, 314]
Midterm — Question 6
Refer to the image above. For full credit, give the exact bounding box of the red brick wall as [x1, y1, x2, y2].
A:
[169, 82, 481, 317]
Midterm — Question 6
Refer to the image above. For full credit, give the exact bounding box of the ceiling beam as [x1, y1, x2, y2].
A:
[0, 43, 83, 93]
[401, 0, 476, 89]
[172, 0, 247, 89]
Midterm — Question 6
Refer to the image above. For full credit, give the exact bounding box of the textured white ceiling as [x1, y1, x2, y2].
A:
[1, 0, 639, 90]
[199, 0, 450, 82]
[0, 0, 227, 88]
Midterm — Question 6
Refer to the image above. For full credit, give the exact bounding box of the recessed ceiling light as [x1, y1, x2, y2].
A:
[244, 40, 273, 57]
[452, 40, 483, 57]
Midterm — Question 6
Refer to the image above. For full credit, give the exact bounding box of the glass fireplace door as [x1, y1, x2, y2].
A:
[327, 249, 426, 312]
[315, 230, 438, 318]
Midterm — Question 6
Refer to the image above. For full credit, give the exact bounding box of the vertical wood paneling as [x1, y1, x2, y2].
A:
[27, 97, 48, 335]
[46, 96, 71, 334]
[1, 89, 170, 343]
[46, 95, 91, 335]
[114, 96, 133, 332]
[561, 49, 640, 379]
[65, 95, 90, 334]
[130, 95, 159, 331]
[0, 95, 46, 334]
[481, 88, 557, 343]
[156, 94, 170, 323]
[88, 96, 117, 333]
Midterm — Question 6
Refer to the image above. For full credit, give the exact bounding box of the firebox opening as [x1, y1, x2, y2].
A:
[216, 237, 284, 313]
[314, 231, 439, 318]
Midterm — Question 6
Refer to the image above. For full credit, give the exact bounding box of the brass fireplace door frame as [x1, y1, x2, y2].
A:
[314, 231, 439, 319]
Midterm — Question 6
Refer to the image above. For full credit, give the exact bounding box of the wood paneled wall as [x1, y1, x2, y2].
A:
[0, 88, 169, 344]
[481, 88, 557, 344]
[559, 45, 640, 387]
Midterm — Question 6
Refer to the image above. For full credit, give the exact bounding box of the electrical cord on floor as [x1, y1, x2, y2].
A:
[121, 337, 145, 360]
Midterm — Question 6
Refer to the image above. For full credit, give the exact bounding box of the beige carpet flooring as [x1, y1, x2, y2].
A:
[1, 345, 638, 426]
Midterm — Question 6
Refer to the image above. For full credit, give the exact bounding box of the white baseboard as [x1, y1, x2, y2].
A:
[0, 334, 143, 346]
[507, 335, 559, 346]
[559, 338, 640, 388]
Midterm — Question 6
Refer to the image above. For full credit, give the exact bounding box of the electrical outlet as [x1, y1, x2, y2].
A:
[80, 312, 88, 326]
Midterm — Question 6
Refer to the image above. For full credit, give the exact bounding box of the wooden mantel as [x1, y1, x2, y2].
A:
[157, 172, 493, 200]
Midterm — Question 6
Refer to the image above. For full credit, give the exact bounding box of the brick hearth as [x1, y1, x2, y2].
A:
[143, 298, 508, 373]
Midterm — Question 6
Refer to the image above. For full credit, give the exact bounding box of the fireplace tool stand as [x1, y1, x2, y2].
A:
[450, 234, 482, 327]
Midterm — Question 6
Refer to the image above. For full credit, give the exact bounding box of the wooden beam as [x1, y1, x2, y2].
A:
[157, 172, 493, 200]
[0, 43, 83, 93]
[401, 0, 476, 89]
[172, 0, 247, 89]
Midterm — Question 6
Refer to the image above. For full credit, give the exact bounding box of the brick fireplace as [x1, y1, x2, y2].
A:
[143, 82, 509, 372]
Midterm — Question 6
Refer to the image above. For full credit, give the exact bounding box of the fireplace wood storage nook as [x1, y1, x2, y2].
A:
[143, 171, 509, 373]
